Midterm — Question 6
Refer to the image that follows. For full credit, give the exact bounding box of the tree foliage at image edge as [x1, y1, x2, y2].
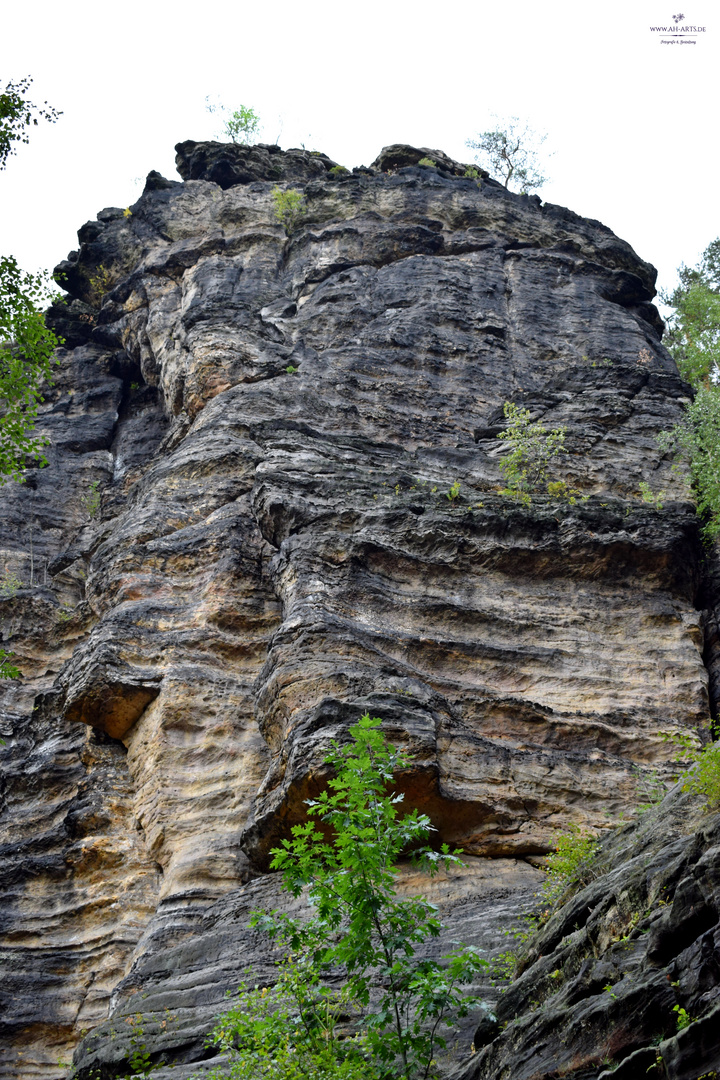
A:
[660, 238, 720, 540]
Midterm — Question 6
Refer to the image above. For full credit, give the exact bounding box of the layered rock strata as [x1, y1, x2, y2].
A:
[0, 141, 715, 1079]
[462, 785, 720, 1080]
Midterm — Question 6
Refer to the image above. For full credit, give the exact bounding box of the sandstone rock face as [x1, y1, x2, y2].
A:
[0, 143, 716, 1079]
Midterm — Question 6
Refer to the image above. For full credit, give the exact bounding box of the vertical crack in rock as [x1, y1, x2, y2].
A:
[1, 142, 718, 1080]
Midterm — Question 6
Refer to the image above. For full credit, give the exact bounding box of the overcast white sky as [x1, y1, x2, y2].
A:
[1, 0, 717, 300]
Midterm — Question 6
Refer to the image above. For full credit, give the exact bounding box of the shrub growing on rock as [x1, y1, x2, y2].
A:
[660, 237, 720, 540]
[466, 116, 549, 193]
[497, 402, 567, 505]
[682, 743, 720, 810]
[272, 187, 305, 235]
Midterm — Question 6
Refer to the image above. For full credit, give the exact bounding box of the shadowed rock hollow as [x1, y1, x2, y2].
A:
[0, 141, 718, 1080]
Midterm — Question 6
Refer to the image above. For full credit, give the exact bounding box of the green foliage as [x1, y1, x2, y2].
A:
[0, 255, 60, 484]
[80, 479, 102, 519]
[209, 940, 372, 1080]
[488, 949, 518, 984]
[673, 1005, 692, 1031]
[466, 116, 549, 194]
[497, 402, 567, 505]
[0, 568, 21, 598]
[659, 238, 720, 540]
[224, 106, 261, 145]
[87, 264, 113, 304]
[0, 76, 61, 170]
[119, 1013, 164, 1078]
[209, 715, 489, 1080]
[0, 648, 19, 679]
[445, 480, 461, 503]
[417, 158, 436, 168]
[659, 383, 720, 540]
[638, 481, 666, 509]
[463, 167, 479, 180]
[285, 364, 299, 375]
[682, 743, 720, 810]
[272, 187, 306, 235]
[206, 99, 260, 145]
[541, 824, 599, 903]
[546, 479, 582, 505]
[329, 165, 349, 176]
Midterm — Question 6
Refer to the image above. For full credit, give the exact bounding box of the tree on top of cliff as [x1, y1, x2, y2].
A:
[0, 256, 60, 484]
[0, 76, 61, 169]
[466, 116, 550, 194]
[205, 97, 261, 145]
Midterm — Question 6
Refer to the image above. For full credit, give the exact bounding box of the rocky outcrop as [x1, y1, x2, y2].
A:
[462, 785, 720, 1080]
[0, 142, 716, 1079]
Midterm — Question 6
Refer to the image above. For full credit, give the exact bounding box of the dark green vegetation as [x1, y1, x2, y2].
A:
[660, 238, 720, 539]
[272, 186, 306, 234]
[206, 716, 488, 1080]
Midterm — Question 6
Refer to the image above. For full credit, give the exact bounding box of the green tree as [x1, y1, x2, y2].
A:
[206, 98, 260, 145]
[272, 187, 305, 235]
[0, 76, 61, 169]
[208, 715, 488, 1080]
[662, 238, 720, 387]
[659, 238, 720, 540]
[0, 77, 63, 681]
[497, 401, 567, 505]
[466, 116, 549, 194]
[0, 256, 59, 483]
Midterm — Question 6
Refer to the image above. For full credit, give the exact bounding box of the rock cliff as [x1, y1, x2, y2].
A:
[0, 141, 718, 1080]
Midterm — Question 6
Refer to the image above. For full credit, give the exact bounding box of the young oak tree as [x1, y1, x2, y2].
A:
[207, 715, 489, 1080]
[205, 98, 261, 145]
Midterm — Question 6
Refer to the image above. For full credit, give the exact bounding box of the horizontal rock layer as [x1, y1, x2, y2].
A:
[0, 143, 716, 1079]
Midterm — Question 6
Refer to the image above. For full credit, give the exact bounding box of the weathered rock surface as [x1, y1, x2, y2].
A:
[0, 142, 717, 1079]
[461, 787, 720, 1080]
